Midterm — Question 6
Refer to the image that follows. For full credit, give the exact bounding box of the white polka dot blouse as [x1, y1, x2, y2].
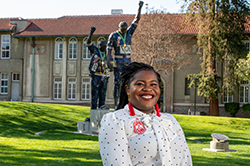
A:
[99, 104, 193, 166]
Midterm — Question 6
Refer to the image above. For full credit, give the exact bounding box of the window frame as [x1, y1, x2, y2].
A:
[82, 37, 91, 60]
[54, 77, 62, 100]
[223, 88, 233, 103]
[0, 73, 8, 94]
[243, 40, 250, 53]
[82, 77, 91, 100]
[12, 73, 20, 82]
[239, 81, 249, 103]
[55, 38, 63, 60]
[68, 38, 77, 60]
[184, 78, 190, 96]
[67, 77, 77, 100]
[1, 35, 11, 59]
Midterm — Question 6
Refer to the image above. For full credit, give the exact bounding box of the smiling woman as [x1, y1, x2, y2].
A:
[98, 62, 193, 166]
[125, 70, 161, 114]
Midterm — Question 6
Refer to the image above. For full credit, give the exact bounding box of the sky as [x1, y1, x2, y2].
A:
[1, 0, 183, 19]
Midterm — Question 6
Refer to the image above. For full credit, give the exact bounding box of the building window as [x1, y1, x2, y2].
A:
[69, 38, 77, 60]
[239, 81, 249, 103]
[82, 38, 91, 59]
[223, 88, 233, 103]
[82, 78, 91, 100]
[1, 35, 10, 59]
[97, 37, 106, 47]
[243, 40, 250, 53]
[185, 78, 190, 95]
[1, 73, 8, 94]
[68, 77, 76, 100]
[55, 38, 63, 59]
[12, 73, 20, 82]
[192, 45, 196, 53]
[54, 77, 62, 100]
[245, 41, 250, 52]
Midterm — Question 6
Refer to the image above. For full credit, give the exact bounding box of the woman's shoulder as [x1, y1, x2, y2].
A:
[101, 108, 129, 122]
[100, 108, 130, 130]
[161, 112, 176, 119]
[160, 113, 180, 125]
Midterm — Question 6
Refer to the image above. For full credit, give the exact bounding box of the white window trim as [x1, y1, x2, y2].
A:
[239, 81, 249, 103]
[82, 37, 91, 60]
[223, 88, 233, 103]
[82, 77, 91, 100]
[243, 40, 250, 51]
[0, 73, 8, 94]
[68, 37, 77, 60]
[55, 38, 63, 60]
[54, 77, 62, 100]
[68, 77, 77, 100]
[1, 35, 11, 59]
[12, 73, 20, 82]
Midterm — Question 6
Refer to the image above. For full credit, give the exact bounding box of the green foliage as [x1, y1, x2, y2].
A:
[236, 53, 250, 81]
[188, 73, 221, 99]
[182, 0, 250, 105]
[224, 102, 240, 117]
[241, 103, 250, 113]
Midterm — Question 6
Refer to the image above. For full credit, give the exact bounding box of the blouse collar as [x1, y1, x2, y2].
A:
[125, 102, 161, 117]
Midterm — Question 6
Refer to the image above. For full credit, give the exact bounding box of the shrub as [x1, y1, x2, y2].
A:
[224, 102, 240, 117]
[242, 103, 250, 113]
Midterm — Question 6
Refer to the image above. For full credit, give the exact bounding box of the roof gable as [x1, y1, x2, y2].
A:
[0, 18, 17, 31]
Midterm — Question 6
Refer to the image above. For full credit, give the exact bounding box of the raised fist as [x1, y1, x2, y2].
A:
[139, 1, 144, 7]
[90, 27, 96, 33]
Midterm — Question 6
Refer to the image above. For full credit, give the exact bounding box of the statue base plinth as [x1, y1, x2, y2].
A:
[74, 109, 112, 135]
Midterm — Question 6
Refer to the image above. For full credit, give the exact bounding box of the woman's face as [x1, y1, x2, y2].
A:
[125, 70, 161, 114]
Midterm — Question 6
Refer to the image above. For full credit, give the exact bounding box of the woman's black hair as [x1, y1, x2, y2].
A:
[116, 62, 162, 110]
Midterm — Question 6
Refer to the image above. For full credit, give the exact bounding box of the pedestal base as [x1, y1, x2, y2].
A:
[202, 141, 236, 152]
[202, 148, 236, 152]
[75, 109, 111, 135]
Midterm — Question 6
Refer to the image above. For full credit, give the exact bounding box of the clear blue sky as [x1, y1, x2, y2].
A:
[1, 0, 183, 19]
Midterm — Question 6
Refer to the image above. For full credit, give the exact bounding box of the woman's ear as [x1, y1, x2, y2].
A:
[125, 85, 129, 95]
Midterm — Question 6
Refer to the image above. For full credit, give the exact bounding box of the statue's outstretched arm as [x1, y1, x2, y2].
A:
[87, 27, 96, 44]
[134, 1, 144, 23]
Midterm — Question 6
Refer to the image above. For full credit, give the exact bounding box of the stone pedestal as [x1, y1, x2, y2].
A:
[77, 121, 90, 133]
[210, 141, 229, 150]
[75, 109, 111, 135]
[203, 133, 236, 152]
[90, 109, 111, 134]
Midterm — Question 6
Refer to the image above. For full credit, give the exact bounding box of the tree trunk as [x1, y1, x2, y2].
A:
[209, 97, 219, 116]
[208, 30, 220, 116]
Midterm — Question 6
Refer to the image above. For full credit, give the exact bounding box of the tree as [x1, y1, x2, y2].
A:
[131, 10, 192, 73]
[181, 0, 250, 116]
[236, 53, 250, 81]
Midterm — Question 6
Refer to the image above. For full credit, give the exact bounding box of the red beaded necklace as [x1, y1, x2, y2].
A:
[128, 101, 161, 117]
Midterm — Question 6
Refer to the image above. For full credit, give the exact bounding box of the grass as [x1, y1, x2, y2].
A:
[0, 101, 250, 166]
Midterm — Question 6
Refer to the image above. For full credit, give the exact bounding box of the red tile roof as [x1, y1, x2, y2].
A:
[13, 15, 136, 37]
[0, 18, 17, 31]
[1, 14, 249, 37]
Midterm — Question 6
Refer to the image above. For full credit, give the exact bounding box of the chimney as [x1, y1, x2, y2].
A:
[111, 9, 123, 15]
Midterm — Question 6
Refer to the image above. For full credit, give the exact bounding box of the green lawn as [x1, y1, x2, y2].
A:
[0, 101, 249, 166]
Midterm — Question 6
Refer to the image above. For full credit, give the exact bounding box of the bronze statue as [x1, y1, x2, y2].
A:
[107, 1, 144, 108]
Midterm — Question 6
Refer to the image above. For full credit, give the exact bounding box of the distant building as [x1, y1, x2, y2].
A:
[0, 14, 250, 117]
